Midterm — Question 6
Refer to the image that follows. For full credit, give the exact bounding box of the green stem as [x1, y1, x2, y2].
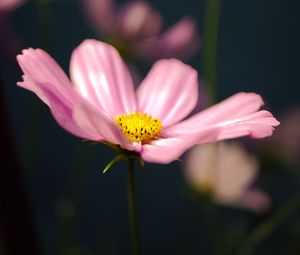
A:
[202, 0, 222, 103]
[237, 194, 300, 255]
[128, 159, 142, 255]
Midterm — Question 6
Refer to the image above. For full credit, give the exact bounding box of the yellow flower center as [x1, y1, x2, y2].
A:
[114, 112, 163, 143]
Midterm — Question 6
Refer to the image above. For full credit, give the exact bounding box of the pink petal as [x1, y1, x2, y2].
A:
[0, 0, 24, 11]
[81, 0, 115, 35]
[185, 93, 265, 126]
[70, 39, 137, 118]
[141, 129, 219, 164]
[135, 17, 200, 60]
[18, 75, 100, 141]
[163, 92, 280, 141]
[137, 59, 198, 127]
[17, 48, 73, 102]
[141, 138, 183, 164]
[116, 2, 163, 40]
[185, 142, 259, 199]
[215, 110, 279, 140]
[235, 188, 271, 214]
[17, 48, 128, 146]
[72, 97, 135, 151]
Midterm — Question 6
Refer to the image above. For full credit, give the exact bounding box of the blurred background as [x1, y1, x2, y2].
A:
[1, 0, 300, 254]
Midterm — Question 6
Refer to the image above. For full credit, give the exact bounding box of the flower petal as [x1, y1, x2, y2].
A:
[18, 74, 101, 141]
[72, 97, 135, 151]
[234, 189, 271, 213]
[215, 143, 259, 202]
[141, 129, 219, 164]
[163, 92, 280, 141]
[135, 17, 200, 60]
[17, 48, 129, 146]
[0, 0, 24, 12]
[215, 110, 279, 139]
[137, 59, 198, 127]
[116, 2, 163, 40]
[17, 48, 73, 102]
[70, 39, 137, 118]
[81, 0, 115, 35]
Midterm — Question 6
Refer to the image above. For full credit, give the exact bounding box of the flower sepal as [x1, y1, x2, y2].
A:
[82, 140, 144, 173]
[99, 141, 124, 153]
[103, 150, 144, 174]
[82, 140, 124, 153]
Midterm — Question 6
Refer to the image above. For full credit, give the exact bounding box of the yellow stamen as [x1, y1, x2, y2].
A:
[114, 112, 163, 143]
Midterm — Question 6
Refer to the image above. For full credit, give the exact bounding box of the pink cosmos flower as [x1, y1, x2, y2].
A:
[0, 0, 24, 64]
[185, 142, 271, 213]
[17, 39, 279, 164]
[81, 0, 199, 61]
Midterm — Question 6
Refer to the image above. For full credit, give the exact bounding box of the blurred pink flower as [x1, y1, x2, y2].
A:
[81, 0, 199, 61]
[0, 0, 24, 11]
[0, 0, 24, 64]
[17, 39, 279, 164]
[185, 142, 271, 213]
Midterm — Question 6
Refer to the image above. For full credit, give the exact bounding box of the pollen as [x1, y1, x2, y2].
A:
[114, 112, 163, 143]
